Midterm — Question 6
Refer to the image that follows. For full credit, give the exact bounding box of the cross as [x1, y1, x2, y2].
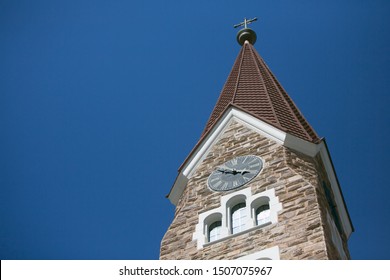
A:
[233, 17, 258, 29]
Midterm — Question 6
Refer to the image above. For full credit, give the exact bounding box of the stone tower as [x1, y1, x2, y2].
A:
[160, 22, 353, 260]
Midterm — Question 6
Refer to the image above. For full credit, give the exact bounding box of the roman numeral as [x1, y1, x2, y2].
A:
[222, 182, 229, 190]
[214, 181, 222, 188]
[210, 177, 220, 183]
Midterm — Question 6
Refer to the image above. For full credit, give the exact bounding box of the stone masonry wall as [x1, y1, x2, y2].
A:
[312, 153, 351, 259]
[160, 119, 335, 259]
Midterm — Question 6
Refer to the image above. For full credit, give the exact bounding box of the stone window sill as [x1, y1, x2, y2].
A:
[204, 221, 272, 247]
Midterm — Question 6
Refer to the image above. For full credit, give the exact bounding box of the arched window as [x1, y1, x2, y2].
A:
[208, 221, 222, 242]
[256, 204, 270, 225]
[231, 202, 247, 234]
[193, 188, 282, 249]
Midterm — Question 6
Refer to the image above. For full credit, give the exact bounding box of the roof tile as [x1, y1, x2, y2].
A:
[201, 41, 319, 143]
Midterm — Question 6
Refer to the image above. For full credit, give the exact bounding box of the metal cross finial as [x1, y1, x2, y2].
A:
[234, 17, 258, 29]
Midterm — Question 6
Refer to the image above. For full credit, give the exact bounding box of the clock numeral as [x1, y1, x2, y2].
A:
[247, 157, 256, 163]
[222, 182, 229, 190]
[248, 169, 257, 175]
[214, 181, 222, 188]
[210, 177, 219, 183]
[249, 162, 260, 168]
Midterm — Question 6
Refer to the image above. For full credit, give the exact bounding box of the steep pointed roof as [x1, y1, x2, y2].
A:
[201, 40, 319, 143]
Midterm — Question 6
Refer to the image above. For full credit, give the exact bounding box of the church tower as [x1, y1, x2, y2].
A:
[160, 19, 353, 260]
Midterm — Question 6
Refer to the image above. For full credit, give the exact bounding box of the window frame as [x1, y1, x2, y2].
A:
[193, 187, 282, 249]
[255, 204, 271, 226]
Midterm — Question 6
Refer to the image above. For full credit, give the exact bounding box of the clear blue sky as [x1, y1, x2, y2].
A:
[1, 0, 389, 260]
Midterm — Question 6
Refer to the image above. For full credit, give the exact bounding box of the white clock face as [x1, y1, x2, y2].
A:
[208, 155, 263, 191]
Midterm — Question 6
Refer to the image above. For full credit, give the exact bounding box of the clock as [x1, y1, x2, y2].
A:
[208, 155, 263, 191]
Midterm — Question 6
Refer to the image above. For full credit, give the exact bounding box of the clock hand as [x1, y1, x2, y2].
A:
[217, 167, 235, 174]
[217, 169, 231, 174]
[218, 167, 249, 175]
[234, 169, 250, 175]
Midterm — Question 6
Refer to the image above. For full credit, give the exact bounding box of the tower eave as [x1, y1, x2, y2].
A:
[319, 138, 355, 237]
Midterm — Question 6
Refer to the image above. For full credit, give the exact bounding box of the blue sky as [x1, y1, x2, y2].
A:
[1, 0, 389, 260]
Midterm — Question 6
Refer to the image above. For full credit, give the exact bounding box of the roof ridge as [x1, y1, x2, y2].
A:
[247, 42, 281, 127]
[231, 42, 245, 104]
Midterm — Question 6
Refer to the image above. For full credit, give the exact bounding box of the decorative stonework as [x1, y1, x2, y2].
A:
[160, 119, 348, 260]
[192, 187, 282, 249]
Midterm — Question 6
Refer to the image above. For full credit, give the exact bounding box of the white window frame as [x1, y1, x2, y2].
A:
[255, 204, 271, 226]
[208, 220, 222, 242]
[193, 187, 282, 249]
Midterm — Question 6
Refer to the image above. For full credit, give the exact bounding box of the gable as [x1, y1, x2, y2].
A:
[168, 107, 286, 205]
[167, 106, 353, 239]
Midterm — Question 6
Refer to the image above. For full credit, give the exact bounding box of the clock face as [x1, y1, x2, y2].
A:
[208, 155, 263, 191]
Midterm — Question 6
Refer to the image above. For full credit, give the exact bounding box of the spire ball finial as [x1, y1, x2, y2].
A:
[236, 28, 257, 45]
[234, 17, 258, 46]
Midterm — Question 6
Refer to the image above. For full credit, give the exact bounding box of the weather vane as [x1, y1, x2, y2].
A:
[234, 17, 258, 29]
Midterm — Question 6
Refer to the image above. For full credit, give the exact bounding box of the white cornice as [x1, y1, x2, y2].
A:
[284, 133, 320, 157]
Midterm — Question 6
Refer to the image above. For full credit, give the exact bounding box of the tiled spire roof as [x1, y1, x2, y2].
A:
[201, 40, 319, 143]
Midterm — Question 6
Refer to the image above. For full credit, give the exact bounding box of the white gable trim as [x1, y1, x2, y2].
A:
[168, 107, 287, 205]
[183, 107, 286, 178]
[318, 141, 353, 238]
[168, 108, 353, 240]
